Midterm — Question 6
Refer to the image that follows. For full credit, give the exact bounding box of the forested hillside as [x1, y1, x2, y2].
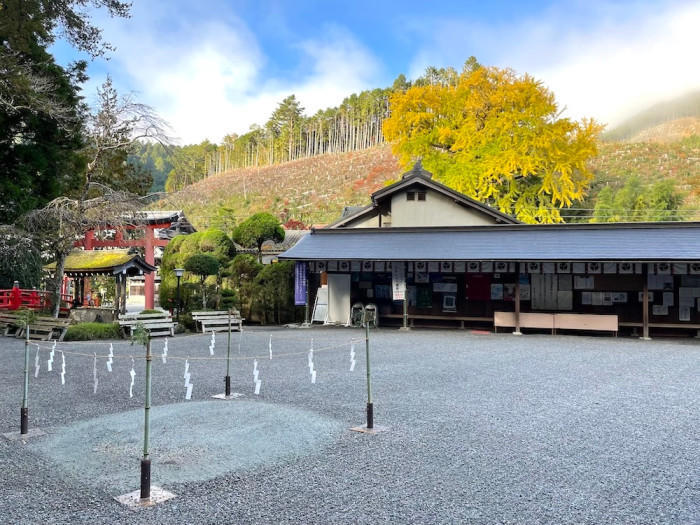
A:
[159, 145, 401, 229]
[148, 66, 698, 226]
[156, 134, 699, 229]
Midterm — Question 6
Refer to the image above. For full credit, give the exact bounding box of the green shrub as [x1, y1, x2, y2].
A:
[140, 309, 161, 314]
[64, 322, 121, 341]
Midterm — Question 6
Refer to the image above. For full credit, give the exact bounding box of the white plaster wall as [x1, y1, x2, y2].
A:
[390, 189, 498, 227]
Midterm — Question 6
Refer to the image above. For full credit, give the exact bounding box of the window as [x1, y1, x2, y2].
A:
[406, 191, 415, 201]
[417, 191, 426, 201]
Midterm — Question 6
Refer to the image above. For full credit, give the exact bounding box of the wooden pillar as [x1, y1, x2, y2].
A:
[642, 267, 650, 340]
[121, 274, 128, 314]
[513, 278, 522, 335]
[84, 229, 95, 250]
[144, 226, 155, 310]
[84, 277, 92, 304]
[114, 275, 121, 316]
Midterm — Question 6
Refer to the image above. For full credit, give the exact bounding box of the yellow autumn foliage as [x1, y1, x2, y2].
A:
[383, 64, 603, 223]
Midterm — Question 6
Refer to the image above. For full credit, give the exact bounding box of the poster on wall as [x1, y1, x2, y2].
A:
[603, 263, 617, 274]
[294, 262, 307, 306]
[638, 291, 654, 302]
[557, 290, 573, 310]
[673, 263, 688, 275]
[392, 263, 406, 301]
[574, 275, 594, 290]
[434, 282, 458, 293]
[557, 262, 571, 273]
[442, 295, 457, 312]
[612, 292, 628, 303]
[587, 262, 601, 274]
[490, 283, 504, 300]
[494, 262, 508, 273]
[652, 304, 668, 316]
[619, 263, 633, 274]
[519, 282, 531, 301]
[527, 262, 541, 274]
[415, 272, 429, 283]
[663, 292, 674, 306]
[503, 283, 515, 301]
[657, 263, 671, 275]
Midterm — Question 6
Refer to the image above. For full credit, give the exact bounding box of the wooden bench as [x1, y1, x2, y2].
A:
[0, 313, 23, 336]
[24, 317, 71, 341]
[494, 311, 618, 336]
[118, 312, 175, 338]
[191, 311, 243, 333]
[554, 313, 618, 336]
[382, 313, 492, 329]
[494, 311, 554, 333]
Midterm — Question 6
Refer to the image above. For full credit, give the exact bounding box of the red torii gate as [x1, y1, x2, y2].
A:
[74, 211, 194, 310]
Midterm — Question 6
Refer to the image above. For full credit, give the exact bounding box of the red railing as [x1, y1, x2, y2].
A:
[0, 289, 73, 313]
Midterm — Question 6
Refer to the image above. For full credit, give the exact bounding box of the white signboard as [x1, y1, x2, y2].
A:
[392, 263, 406, 301]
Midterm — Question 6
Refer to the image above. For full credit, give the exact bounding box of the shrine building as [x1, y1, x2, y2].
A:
[280, 162, 700, 338]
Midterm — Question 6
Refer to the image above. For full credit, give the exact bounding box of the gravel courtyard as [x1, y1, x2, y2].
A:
[0, 327, 698, 524]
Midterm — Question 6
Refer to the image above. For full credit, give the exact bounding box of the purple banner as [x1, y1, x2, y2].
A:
[294, 261, 308, 306]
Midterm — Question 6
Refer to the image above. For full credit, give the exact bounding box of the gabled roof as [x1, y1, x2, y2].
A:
[44, 249, 157, 276]
[280, 221, 700, 262]
[329, 161, 519, 228]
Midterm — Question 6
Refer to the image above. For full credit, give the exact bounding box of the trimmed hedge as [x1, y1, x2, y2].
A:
[64, 322, 122, 341]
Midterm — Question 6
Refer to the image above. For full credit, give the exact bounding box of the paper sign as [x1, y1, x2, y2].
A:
[129, 360, 136, 398]
[34, 347, 40, 378]
[392, 263, 406, 301]
[107, 344, 114, 371]
[185, 383, 193, 400]
[93, 353, 98, 394]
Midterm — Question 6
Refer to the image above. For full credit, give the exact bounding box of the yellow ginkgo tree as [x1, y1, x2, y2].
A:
[383, 60, 603, 223]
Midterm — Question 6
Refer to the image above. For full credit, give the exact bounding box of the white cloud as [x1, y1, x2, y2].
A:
[406, 1, 700, 128]
[86, 7, 381, 144]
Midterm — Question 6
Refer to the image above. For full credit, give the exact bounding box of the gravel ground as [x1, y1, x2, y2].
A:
[0, 327, 698, 524]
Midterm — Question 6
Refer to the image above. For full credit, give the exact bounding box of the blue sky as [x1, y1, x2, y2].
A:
[52, 0, 700, 144]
